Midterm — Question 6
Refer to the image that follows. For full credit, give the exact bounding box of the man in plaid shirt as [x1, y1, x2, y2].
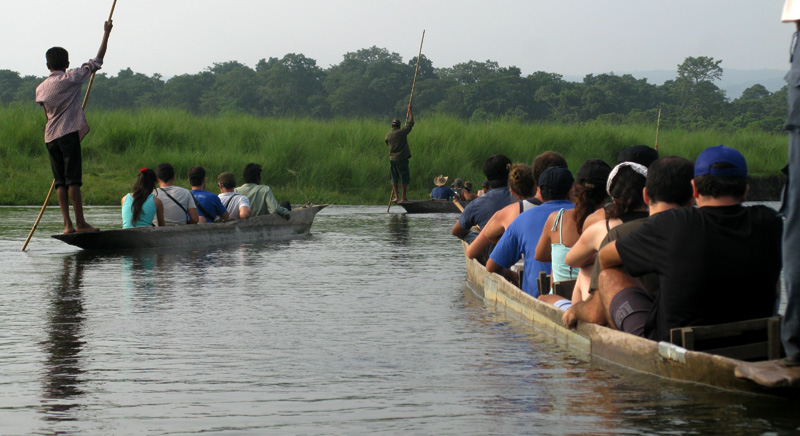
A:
[35, 20, 113, 234]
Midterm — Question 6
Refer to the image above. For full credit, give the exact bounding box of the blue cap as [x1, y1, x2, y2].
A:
[538, 166, 574, 196]
[694, 145, 747, 178]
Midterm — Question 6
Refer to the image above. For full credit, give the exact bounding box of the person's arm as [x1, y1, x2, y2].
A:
[452, 221, 470, 239]
[220, 211, 230, 221]
[120, 195, 126, 207]
[96, 20, 113, 60]
[598, 241, 623, 270]
[154, 197, 166, 227]
[534, 212, 557, 262]
[407, 104, 413, 124]
[264, 187, 290, 219]
[187, 208, 200, 224]
[565, 220, 604, 268]
[239, 206, 251, 219]
[466, 230, 491, 259]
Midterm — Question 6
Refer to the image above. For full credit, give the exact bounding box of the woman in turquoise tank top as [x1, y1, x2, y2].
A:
[121, 168, 165, 228]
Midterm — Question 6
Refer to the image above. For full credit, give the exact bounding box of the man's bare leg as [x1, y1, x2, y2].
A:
[390, 184, 399, 203]
[596, 267, 642, 329]
[400, 184, 408, 202]
[56, 186, 75, 234]
[68, 185, 98, 232]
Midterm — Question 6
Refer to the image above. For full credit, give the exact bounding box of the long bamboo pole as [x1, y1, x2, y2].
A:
[388, 30, 426, 213]
[654, 107, 662, 152]
[21, 0, 117, 251]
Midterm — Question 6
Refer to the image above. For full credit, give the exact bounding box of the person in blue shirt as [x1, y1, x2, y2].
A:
[430, 175, 456, 200]
[487, 166, 575, 297]
[452, 154, 517, 243]
[188, 166, 229, 223]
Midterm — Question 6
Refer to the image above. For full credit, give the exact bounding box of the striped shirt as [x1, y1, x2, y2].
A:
[35, 58, 103, 143]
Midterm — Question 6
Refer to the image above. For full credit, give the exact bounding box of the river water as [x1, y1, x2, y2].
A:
[0, 205, 798, 435]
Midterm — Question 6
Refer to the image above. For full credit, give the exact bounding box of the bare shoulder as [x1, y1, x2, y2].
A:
[583, 207, 605, 231]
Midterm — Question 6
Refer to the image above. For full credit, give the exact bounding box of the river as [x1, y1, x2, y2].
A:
[1, 205, 798, 435]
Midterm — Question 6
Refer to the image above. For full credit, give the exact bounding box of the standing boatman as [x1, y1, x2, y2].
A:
[386, 104, 414, 203]
[782, 0, 800, 366]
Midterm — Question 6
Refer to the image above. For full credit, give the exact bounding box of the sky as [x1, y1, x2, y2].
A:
[0, 0, 794, 80]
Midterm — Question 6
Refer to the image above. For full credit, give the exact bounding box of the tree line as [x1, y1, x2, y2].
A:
[0, 48, 788, 132]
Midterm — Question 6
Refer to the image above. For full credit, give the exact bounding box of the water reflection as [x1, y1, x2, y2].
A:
[40, 254, 88, 420]
[387, 214, 410, 245]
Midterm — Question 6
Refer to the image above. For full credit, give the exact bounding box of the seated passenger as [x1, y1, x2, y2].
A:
[487, 166, 575, 297]
[562, 156, 694, 327]
[188, 165, 229, 223]
[583, 145, 659, 231]
[235, 163, 290, 220]
[463, 151, 566, 255]
[217, 172, 251, 220]
[595, 146, 782, 341]
[465, 163, 537, 263]
[535, 159, 611, 297]
[153, 162, 199, 226]
[121, 168, 165, 228]
[430, 175, 456, 200]
[451, 154, 516, 243]
[477, 180, 489, 197]
[564, 162, 649, 302]
[452, 178, 477, 201]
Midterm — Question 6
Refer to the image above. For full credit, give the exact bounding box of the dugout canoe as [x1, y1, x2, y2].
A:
[461, 240, 800, 397]
[52, 204, 327, 251]
[397, 199, 469, 214]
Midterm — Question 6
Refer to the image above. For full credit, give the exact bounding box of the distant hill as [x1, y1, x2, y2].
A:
[563, 69, 786, 99]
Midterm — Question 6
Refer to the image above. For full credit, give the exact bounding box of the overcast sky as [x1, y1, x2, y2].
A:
[1, 0, 794, 79]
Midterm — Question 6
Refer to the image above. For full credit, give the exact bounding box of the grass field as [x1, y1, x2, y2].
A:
[0, 104, 788, 206]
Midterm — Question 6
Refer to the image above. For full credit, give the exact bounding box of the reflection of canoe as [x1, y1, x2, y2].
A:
[397, 200, 469, 214]
[52, 205, 327, 251]
[461, 240, 800, 397]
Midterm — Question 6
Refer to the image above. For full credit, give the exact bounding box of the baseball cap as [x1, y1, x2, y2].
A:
[618, 145, 659, 168]
[538, 166, 574, 197]
[694, 145, 747, 178]
[576, 159, 611, 189]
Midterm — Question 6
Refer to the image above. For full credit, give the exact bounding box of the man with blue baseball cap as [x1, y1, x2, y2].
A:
[593, 145, 782, 341]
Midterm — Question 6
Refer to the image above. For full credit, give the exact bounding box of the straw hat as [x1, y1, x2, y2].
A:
[434, 175, 449, 187]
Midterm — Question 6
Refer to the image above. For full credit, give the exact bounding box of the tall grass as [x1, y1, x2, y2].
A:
[0, 104, 788, 205]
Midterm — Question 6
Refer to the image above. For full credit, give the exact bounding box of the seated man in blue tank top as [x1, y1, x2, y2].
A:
[487, 166, 575, 297]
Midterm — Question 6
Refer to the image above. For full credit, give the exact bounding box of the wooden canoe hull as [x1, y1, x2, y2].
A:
[52, 205, 327, 251]
[397, 200, 468, 213]
[461, 240, 800, 397]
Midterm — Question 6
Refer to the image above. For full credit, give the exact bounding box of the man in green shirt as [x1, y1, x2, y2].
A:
[235, 163, 290, 220]
[385, 104, 414, 203]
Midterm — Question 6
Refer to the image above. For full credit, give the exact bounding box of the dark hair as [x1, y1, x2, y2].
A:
[218, 172, 236, 189]
[507, 164, 536, 200]
[391, 118, 401, 127]
[572, 159, 611, 234]
[646, 157, 694, 205]
[156, 162, 175, 182]
[188, 165, 206, 187]
[131, 169, 157, 222]
[606, 166, 647, 219]
[618, 145, 659, 168]
[694, 163, 748, 199]
[532, 151, 568, 189]
[464, 181, 473, 191]
[243, 163, 262, 184]
[45, 47, 69, 71]
[482, 154, 512, 188]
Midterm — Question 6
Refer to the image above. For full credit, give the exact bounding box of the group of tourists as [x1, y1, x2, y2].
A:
[429, 176, 478, 201]
[121, 162, 290, 229]
[455, 144, 790, 360]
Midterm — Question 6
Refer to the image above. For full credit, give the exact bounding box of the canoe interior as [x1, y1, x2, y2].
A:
[460, 240, 800, 397]
[397, 200, 468, 213]
[51, 205, 327, 251]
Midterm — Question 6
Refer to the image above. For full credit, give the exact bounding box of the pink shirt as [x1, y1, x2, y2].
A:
[35, 58, 103, 143]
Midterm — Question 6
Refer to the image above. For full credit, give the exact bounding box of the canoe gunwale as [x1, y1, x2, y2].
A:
[460, 240, 799, 397]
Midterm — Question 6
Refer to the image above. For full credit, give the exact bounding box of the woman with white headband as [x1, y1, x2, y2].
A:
[557, 162, 649, 308]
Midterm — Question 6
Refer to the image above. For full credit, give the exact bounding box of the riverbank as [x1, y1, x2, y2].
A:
[1, 104, 787, 205]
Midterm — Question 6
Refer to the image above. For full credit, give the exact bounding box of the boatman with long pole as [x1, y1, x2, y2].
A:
[781, 0, 800, 367]
[34, 19, 114, 235]
[386, 104, 414, 204]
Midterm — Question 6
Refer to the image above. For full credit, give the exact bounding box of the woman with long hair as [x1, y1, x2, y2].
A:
[562, 162, 649, 304]
[535, 159, 611, 298]
[121, 168, 165, 228]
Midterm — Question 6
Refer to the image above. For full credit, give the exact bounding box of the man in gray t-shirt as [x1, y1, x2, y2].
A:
[217, 172, 251, 220]
[153, 162, 199, 226]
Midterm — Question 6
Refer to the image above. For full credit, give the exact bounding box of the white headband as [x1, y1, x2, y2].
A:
[606, 162, 648, 196]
